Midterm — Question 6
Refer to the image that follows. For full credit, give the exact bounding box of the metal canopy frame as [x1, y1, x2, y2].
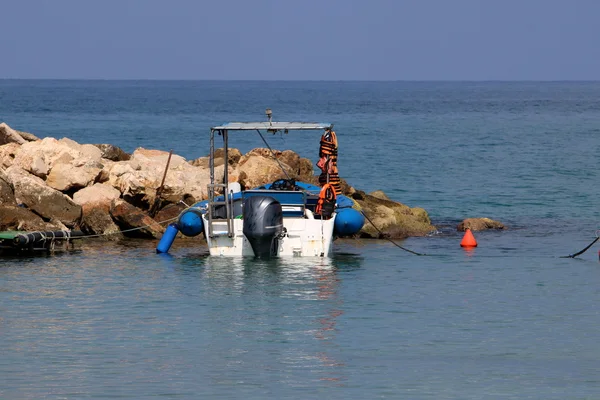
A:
[211, 122, 332, 131]
[208, 120, 333, 191]
[206, 116, 332, 238]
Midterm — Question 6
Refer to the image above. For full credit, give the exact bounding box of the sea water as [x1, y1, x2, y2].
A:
[1, 80, 599, 399]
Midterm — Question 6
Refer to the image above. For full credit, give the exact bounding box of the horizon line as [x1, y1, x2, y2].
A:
[1, 78, 600, 83]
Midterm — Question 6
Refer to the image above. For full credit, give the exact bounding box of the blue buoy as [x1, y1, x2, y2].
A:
[156, 223, 179, 253]
[178, 208, 204, 237]
[334, 208, 365, 236]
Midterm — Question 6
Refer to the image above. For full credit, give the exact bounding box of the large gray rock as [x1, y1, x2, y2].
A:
[6, 166, 82, 228]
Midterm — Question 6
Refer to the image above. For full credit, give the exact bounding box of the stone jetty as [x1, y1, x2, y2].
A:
[0, 122, 505, 242]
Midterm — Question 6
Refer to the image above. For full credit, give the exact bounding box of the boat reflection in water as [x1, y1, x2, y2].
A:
[180, 253, 363, 386]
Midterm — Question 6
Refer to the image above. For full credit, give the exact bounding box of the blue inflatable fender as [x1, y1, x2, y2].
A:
[334, 208, 365, 236]
[178, 208, 204, 237]
[156, 223, 179, 254]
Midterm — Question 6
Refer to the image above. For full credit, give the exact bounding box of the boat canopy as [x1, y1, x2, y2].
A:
[211, 122, 332, 131]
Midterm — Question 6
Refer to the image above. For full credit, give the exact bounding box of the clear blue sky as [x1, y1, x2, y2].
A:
[1, 0, 599, 80]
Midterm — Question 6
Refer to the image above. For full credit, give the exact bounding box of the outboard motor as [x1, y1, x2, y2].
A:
[242, 195, 283, 258]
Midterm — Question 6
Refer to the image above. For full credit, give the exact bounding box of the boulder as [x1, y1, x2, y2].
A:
[0, 143, 21, 169]
[0, 123, 26, 145]
[154, 202, 186, 224]
[190, 147, 242, 168]
[12, 137, 103, 178]
[46, 159, 104, 192]
[457, 218, 506, 231]
[110, 199, 164, 239]
[108, 158, 141, 192]
[0, 169, 16, 205]
[216, 147, 243, 166]
[17, 130, 40, 142]
[79, 205, 123, 240]
[94, 144, 131, 161]
[73, 183, 121, 207]
[59, 137, 103, 160]
[352, 190, 435, 239]
[236, 148, 298, 189]
[30, 155, 49, 178]
[6, 166, 82, 228]
[277, 150, 316, 181]
[0, 205, 67, 232]
[369, 190, 390, 201]
[105, 148, 212, 206]
[73, 184, 123, 239]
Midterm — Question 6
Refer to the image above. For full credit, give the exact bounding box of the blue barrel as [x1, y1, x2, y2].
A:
[156, 223, 179, 253]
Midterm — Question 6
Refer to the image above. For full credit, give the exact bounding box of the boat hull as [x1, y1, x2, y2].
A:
[203, 213, 336, 257]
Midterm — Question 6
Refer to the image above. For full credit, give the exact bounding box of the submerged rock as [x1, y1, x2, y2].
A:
[457, 218, 505, 231]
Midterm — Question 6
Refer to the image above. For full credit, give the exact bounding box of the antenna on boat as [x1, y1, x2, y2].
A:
[265, 108, 272, 125]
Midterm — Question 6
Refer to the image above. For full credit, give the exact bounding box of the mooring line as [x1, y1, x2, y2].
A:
[360, 210, 426, 256]
[560, 233, 600, 258]
[75, 200, 199, 240]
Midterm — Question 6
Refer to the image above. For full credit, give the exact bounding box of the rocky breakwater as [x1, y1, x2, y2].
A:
[0, 122, 439, 241]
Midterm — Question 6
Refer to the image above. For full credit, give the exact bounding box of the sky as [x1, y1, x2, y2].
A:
[1, 0, 599, 80]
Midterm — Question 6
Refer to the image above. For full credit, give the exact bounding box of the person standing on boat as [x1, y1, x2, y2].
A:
[317, 128, 342, 195]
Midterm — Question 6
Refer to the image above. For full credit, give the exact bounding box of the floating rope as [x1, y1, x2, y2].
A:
[560, 231, 600, 258]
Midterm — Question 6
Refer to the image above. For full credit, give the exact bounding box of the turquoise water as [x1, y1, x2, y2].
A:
[1, 80, 600, 399]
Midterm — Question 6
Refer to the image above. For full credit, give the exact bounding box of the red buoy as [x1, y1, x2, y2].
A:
[460, 228, 478, 247]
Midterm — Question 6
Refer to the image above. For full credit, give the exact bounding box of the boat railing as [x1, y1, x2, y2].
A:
[206, 183, 234, 238]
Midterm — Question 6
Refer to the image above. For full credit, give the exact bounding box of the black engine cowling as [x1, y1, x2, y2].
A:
[242, 195, 283, 258]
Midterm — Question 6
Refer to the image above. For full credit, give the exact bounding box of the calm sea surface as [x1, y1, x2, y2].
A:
[1, 80, 600, 399]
